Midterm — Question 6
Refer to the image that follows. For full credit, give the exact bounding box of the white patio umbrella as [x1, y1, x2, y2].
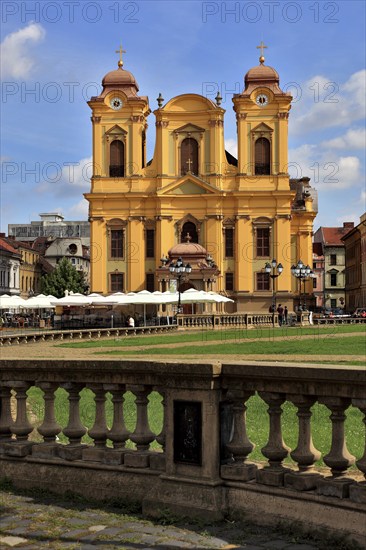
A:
[21, 294, 56, 309]
[180, 289, 216, 303]
[0, 295, 27, 309]
[50, 293, 92, 307]
[206, 291, 234, 303]
[88, 293, 117, 306]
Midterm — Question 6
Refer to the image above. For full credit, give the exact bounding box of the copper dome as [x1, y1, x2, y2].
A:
[102, 67, 139, 96]
[244, 64, 279, 85]
[168, 241, 207, 258]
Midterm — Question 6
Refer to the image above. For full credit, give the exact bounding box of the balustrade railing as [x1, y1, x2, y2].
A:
[0, 359, 365, 539]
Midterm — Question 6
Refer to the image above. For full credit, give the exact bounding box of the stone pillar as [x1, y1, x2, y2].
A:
[125, 385, 155, 468]
[32, 383, 61, 458]
[5, 382, 33, 457]
[58, 383, 87, 461]
[0, 383, 13, 444]
[256, 392, 290, 486]
[350, 398, 366, 504]
[151, 388, 166, 471]
[284, 395, 322, 490]
[221, 390, 257, 481]
[317, 397, 356, 498]
[83, 384, 108, 462]
[104, 384, 129, 465]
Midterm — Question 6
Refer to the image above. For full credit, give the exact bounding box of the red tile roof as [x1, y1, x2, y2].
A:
[321, 226, 354, 245]
[0, 238, 20, 255]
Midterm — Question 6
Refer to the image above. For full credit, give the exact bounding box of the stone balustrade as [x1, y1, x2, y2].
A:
[0, 359, 365, 543]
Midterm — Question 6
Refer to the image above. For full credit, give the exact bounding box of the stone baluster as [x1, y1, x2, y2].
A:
[58, 383, 87, 461]
[284, 395, 322, 491]
[83, 384, 108, 462]
[103, 384, 129, 465]
[32, 383, 61, 458]
[317, 397, 356, 498]
[151, 388, 166, 471]
[349, 399, 366, 503]
[256, 392, 290, 486]
[125, 385, 155, 468]
[0, 383, 14, 444]
[6, 382, 33, 457]
[221, 390, 257, 481]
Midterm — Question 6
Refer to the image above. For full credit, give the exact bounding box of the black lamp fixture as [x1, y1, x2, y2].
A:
[291, 260, 315, 310]
[264, 258, 283, 313]
[168, 257, 192, 314]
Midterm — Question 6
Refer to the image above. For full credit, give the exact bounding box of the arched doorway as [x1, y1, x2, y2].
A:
[181, 222, 198, 243]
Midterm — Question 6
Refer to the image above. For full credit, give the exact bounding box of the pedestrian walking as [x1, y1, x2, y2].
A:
[284, 306, 288, 325]
[277, 304, 284, 326]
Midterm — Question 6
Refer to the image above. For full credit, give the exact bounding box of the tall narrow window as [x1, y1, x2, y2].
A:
[225, 272, 234, 291]
[181, 221, 198, 243]
[110, 140, 125, 177]
[255, 137, 270, 175]
[256, 228, 270, 257]
[330, 254, 337, 265]
[225, 228, 234, 258]
[146, 273, 155, 292]
[110, 272, 124, 293]
[330, 273, 337, 286]
[111, 229, 124, 258]
[181, 137, 198, 175]
[146, 229, 155, 258]
[256, 272, 270, 291]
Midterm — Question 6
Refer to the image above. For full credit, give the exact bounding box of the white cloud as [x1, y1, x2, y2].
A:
[289, 145, 362, 191]
[290, 70, 366, 135]
[36, 157, 93, 197]
[0, 23, 46, 79]
[322, 128, 366, 149]
[225, 139, 237, 158]
[67, 199, 89, 219]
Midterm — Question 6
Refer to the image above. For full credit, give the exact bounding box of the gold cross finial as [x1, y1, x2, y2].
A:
[256, 41, 267, 64]
[186, 158, 193, 172]
[115, 43, 126, 68]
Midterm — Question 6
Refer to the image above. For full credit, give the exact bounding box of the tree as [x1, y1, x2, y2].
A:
[40, 258, 89, 298]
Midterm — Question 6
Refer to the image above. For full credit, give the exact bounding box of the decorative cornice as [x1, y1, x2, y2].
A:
[235, 215, 251, 220]
[236, 113, 247, 120]
[208, 119, 224, 127]
[155, 121, 169, 128]
[130, 115, 145, 123]
[277, 112, 289, 119]
[276, 214, 292, 220]
[155, 215, 173, 221]
[128, 216, 146, 222]
[205, 214, 224, 220]
[90, 116, 101, 123]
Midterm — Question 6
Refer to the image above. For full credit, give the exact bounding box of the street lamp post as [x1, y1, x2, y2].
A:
[264, 259, 283, 313]
[291, 260, 316, 310]
[168, 257, 192, 314]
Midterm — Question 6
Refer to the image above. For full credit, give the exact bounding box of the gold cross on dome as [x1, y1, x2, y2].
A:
[115, 43, 126, 67]
[256, 41, 267, 57]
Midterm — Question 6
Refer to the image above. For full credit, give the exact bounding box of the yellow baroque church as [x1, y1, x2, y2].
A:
[85, 45, 317, 312]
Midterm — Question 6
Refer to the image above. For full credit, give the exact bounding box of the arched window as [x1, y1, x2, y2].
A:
[109, 140, 125, 177]
[181, 138, 198, 175]
[255, 137, 270, 175]
[181, 221, 198, 243]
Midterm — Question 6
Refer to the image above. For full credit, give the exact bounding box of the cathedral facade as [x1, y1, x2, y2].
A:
[85, 47, 317, 311]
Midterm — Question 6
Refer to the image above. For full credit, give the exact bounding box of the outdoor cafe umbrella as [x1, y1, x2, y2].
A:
[50, 293, 93, 307]
[0, 295, 27, 310]
[21, 294, 56, 309]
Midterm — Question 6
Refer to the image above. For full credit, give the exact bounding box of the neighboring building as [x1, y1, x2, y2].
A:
[0, 235, 43, 297]
[8, 213, 90, 245]
[44, 238, 90, 284]
[312, 242, 325, 309]
[0, 237, 21, 295]
[85, 48, 317, 311]
[342, 213, 366, 311]
[313, 222, 354, 310]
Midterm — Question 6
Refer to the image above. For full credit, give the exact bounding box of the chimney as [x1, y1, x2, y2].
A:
[343, 222, 354, 229]
[0, 232, 5, 238]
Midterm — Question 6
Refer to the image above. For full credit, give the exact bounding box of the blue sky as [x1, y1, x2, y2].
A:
[1, 0, 365, 232]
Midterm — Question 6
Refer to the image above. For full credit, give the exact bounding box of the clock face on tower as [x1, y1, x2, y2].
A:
[110, 97, 123, 110]
[256, 94, 269, 107]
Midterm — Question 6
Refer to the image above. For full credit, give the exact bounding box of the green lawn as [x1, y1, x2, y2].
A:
[57, 324, 366, 349]
[96, 334, 366, 357]
[26, 387, 363, 468]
